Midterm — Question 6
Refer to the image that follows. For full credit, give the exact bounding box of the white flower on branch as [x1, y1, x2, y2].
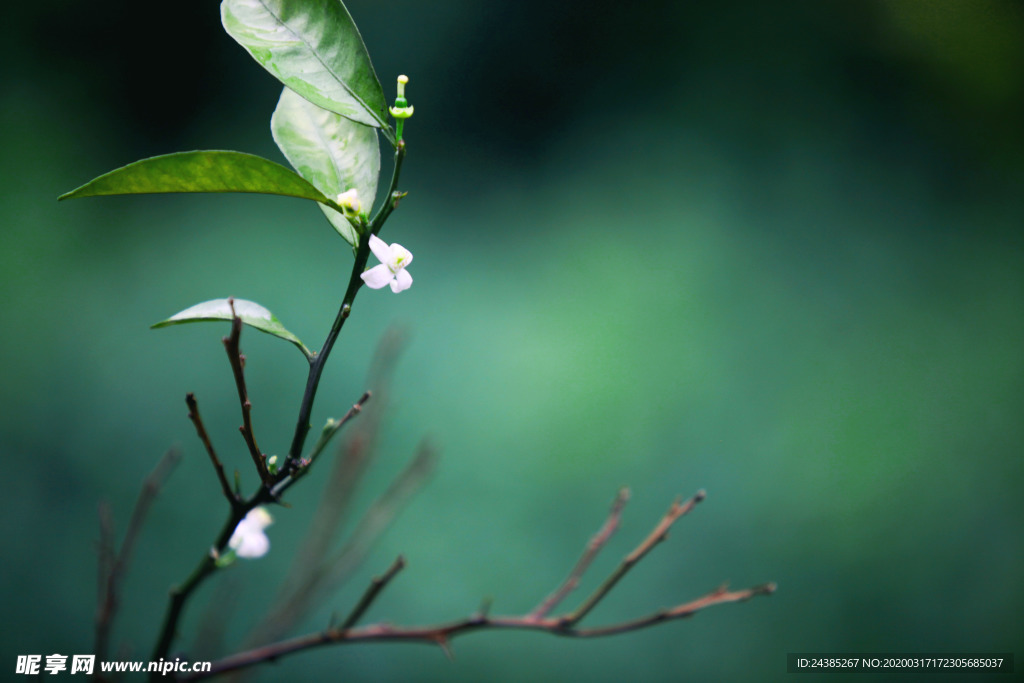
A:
[337, 188, 362, 219]
[228, 507, 273, 559]
[360, 234, 413, 293]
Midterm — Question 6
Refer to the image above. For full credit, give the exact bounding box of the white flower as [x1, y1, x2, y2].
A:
[228, 507, 273, 559]
[337, 188, 362, 219]
[360, 234, 413, 293]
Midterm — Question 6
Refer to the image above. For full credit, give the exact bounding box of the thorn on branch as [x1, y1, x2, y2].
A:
[435, 636, 454, 662]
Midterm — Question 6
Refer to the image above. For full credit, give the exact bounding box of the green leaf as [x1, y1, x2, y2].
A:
[272, 87, 380, 247]
[59, 151, 340, 207]
[221, 0, 391, 139]
[152, 298, 312, 359]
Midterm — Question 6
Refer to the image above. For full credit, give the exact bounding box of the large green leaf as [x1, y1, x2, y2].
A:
[221, 0, 391, 138]
[272, 87, 380, 247]
[152, 298, 312, 358]
[59, 150, 339, 207]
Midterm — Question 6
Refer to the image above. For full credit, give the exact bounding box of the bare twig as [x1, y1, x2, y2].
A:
[192, 581, 773, 680]
[95, 448, 182, 663]
[222, 298, 270, 486]
[562, 489, 706, 627]
[529, 487, 630, 621]
[340, 555, 406, 631]
[187, 490, 774, 680]
[241, 331, 410, 659]
[157, 388, 377, 664]
[270, 391, 373, 499]
[308, 391, 371, 467]
[244, 440, 437, 657]
[186, 393, 238, 506]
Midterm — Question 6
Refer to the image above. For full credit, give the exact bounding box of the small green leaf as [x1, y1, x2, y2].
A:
[59, 151, 342, 207]
[221, 0, 392, 141]
[272, 87, 380, 247]
[153, 298, 312, 359]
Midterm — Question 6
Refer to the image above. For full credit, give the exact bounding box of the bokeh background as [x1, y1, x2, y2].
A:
[3, 0, 1022, 680]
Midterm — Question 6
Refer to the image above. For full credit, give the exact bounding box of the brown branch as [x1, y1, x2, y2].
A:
[191, 581, 773, 680]
[186, 393, 238, 506]
[188, 490, 774, 680]
[95, 448, 182, 663]
[528, 487, 630, 621]
[340, 555, 406, 630]
[222, 298, 271, 486]
[562, 489, 706, 627]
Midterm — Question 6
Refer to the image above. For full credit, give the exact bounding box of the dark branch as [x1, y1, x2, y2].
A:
[271, 391, 372, 499]
[245, 331, 409, 652]
[186, 393, 238, 506]
[223, 298, 271, 486]
[285, 140, 407, 468]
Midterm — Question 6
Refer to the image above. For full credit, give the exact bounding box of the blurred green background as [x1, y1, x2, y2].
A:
[3, 0, 1022, 680]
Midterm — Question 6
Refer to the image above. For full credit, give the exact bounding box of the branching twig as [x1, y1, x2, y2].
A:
[186, 393, 238, 506]
[223, 298, 271, 486]
[241, 332, 409, 657]
[270, 391, 372, 499]
[562, 489, 706, 627]
[340, 555, 406, 631]
[528, 487, 630, 621]
[187, 490, 774, 680]
[154, 389, 375, 664]
[95, 448, 182, 664]
[237, 440, 436, 659]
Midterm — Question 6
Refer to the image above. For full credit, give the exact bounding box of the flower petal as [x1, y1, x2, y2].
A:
[246, 507, 273, 530]
[233, 531, 269, 559]
[228, 508, 273, 559]
[390, 268, 413, 293]
[389, 243, 413, 269]
[361, 263, 395, 289]
[368, 233, 391, 264]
